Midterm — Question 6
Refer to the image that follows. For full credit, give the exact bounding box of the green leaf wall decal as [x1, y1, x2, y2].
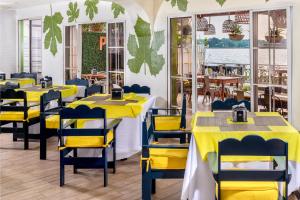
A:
[85, 0, 99, 21]
[127, 16, 165, 76]
[43, 6, 63, 56]
[67, 2, 80, 23]
[216, 0, 226, 6]
[111, 2, 125, 18]
[166, 0, 188, 12]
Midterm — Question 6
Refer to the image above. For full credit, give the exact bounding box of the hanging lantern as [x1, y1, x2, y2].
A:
[204, 17, 216, 35]
[222, 16, 235, 33]
[197, 16, 208, 31]
[235, 13, 250, 24]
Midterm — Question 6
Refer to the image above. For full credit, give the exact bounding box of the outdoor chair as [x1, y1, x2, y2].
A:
[214, 135, 290, 200]
[39, 90, 63, 160]
[123, 84, 151, 95]
[0, 89, 40, 149]
[150, 94, 188, 143]
[141, 114, 191, 200]
[59, 105, 121, 187]
[202, 75, 221, 103]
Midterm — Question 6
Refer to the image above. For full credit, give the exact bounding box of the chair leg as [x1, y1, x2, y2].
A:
[60, 151, 65, 187]
[142, 170, 152, 200]
[73, 149, 78, 174]
[40, 129, 47, 160]
[113, 140, 116, 174]
[103, 148, 108, 187]
[13, 122, 17, 141]
[23, 122, 29, 150]
[151, 179, 156, 194]
[180, 135, 186, 144]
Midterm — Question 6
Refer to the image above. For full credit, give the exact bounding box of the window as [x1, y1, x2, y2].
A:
[64, 26, 78, 81]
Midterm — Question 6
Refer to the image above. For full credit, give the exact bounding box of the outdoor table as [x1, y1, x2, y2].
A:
[18, 85, 78, 102]
[67, 93, 156, 160]
[0, 78, 35, 88]
[181, 111, 300, 200]
[198, 76, 241, 100]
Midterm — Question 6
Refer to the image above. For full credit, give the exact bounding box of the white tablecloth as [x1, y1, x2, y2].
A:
[77, 95, 156, 160]
[181, 136, 300, 200]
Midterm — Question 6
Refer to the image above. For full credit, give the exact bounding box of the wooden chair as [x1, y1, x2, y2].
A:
[141, 114, 191, 200]
[0, 89, 40, 149]
[202, 75, 221, 103]
[123, 84, 151, 95]
[85, 85, 103, 97]
[214, 135, 290, 200]
[39, 90, 63, 160]
[59, 105, 121, 187]
[11, 72, 38, 84]
[0, 73, 6, 80]
[66, 78, 89, 87]
[150, 94, 188, 143]
[211, 98, 251, 111]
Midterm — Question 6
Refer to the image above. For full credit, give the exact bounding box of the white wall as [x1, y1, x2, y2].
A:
[0, 10, 17, 77]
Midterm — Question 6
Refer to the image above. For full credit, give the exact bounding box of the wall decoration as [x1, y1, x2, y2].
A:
[127, 16, 165, 76]
[165, 0, 188, 12]
[43, 5, 63, 56]
[216, 0, 226, 6]
[111, 2, 125, 18]
[85, 0, 99, 21]
[67, 2, 80, 23]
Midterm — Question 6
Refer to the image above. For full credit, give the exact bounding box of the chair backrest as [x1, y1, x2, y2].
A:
[123, 84, 151, 95]
[66, 78, 89, 87]
[85, 85, 103, 96]
[218, 135, 288, 182]
[40, 90, 62, 113]
[211, 98, 251, 111]
[5, 82, 20, 89]
[0, 73, 6, 81]
[59, 105, 107, 141]
[0, 89, 28, 119]
[11, 72, 37, 84]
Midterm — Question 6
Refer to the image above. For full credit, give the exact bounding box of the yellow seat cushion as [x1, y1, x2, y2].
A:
[64, 130, 114, 148]
[154, 116, 181, 131]
[149, 148, 188, 170]
[220, 181, 279, 200]
[0, 110, 40, 121]
[46, 115, 60, 129]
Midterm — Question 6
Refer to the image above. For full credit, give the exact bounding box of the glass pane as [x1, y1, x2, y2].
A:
[108, 48, 124, 71]
[30, 19, 42, 74]
[171, 78, 182, 107]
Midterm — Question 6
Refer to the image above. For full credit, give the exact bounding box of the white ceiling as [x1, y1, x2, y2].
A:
[0, 0, 70, 10]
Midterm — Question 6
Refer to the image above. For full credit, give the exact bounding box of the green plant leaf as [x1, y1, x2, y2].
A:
[165, 0, 188, 11]
[216, 0, 226, 6]
[43, 12, 63, 56]
[85, 0, 99, 21]
[111, 2, 125, 18]
[67, 2, 80, 23]
[127, 16, 165, 76]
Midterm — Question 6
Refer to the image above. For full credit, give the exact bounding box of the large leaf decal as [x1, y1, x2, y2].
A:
[85, 0, 99, 21]
[43, 9, 63, 56]
[166, 0, 188, 11]
[127, 17, 165, 76]
[216, 0, 226, 6]
[111, 2, 125, 18]
[67, 2, 80, 23]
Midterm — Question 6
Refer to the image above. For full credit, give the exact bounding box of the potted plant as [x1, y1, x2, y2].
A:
[265, 27, 283, 43]
[229, 24, 244, 41]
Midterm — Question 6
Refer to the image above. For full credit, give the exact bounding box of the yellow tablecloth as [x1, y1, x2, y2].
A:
[192, 112, 300, 163]
[68, 93, 147, 119]
[0, 78, 35, 88]
[18, 85, 78, 102]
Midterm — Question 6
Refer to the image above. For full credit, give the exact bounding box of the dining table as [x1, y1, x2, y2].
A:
[198, 76, 241, 100]
[181, 111, 300, 200]
[67, 93, 156, 160]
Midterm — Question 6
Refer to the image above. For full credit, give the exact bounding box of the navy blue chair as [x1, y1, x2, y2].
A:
[39, 90, 63, 160]
[150, 94, 187, 143]
[0, 89, 40, 149]
[123, 84, 151, 95]
[0, 73, 6, 80]
[214, 135, 290, 200]
[141, 114, 191, 200]
[59, 105, 121, 187]
[11, 72, 38, 84]
[85, 85, 103, 97]
[66, 78, 89, 87]
[211, 98, 251, 111]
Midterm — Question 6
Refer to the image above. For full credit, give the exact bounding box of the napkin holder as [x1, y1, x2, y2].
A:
[232, 104, 247, 122]
[41, 77, 52, 89]
[112, 88, 123, 100]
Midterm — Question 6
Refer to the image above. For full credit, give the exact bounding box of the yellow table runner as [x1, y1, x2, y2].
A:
[18, 85, 78, 102]
[192, 112, 300, 163]
[0, 78, 35, 88]
[68, 93, 147, 119]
